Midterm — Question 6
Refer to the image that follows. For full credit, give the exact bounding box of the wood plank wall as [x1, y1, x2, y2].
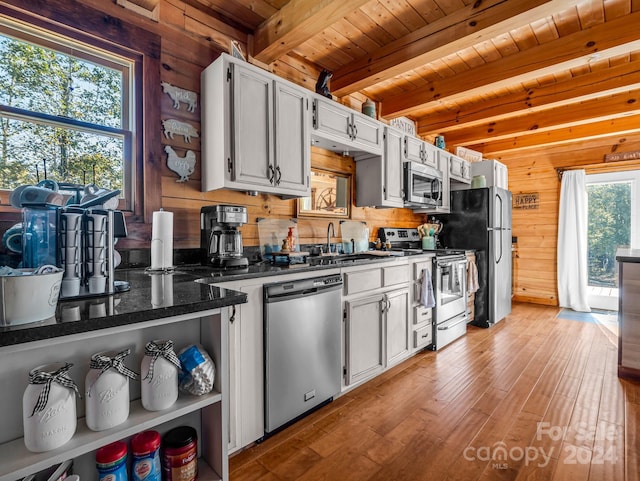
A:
[499, 139, 640, 306]
[76, 0, 423, 250]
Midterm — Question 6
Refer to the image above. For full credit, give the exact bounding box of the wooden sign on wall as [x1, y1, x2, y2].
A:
[604, 150, 640, 162]
[514, 193, 539, 209]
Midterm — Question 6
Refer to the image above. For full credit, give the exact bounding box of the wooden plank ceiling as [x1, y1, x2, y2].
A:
[193, 0, 640, 161]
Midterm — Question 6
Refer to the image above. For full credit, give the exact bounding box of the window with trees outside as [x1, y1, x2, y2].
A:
[586, 170, 640, 288]
[0, 15, 133, 209]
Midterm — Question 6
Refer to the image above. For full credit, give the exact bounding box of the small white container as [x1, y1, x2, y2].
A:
[0, 270, 63, 326]
[85, 351, 133, 431]
[23, 362, 77, 452]
[141, 340, 180, 411]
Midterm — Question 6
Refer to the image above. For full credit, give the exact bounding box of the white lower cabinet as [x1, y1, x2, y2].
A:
[345, 294, 385, 385]
[0, 309, 230, 481]
[227, 283, 264, 454]
[343, 260, 410, 388]
[385, 288, 410, 367]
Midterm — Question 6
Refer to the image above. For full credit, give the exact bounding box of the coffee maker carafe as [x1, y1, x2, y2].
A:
[201, 205, 248, 268]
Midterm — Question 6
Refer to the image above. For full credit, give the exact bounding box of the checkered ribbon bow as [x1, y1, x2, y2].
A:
[87, 349, 139, 397]
[28, 363, 80, 417]
[142, 340, 181, 382]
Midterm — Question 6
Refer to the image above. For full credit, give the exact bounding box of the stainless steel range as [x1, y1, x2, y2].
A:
[378, 227, 468, 350]
[432, 252, 467, 349]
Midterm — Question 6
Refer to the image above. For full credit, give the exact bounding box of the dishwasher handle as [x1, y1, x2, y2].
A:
[264, 275, 343, 303]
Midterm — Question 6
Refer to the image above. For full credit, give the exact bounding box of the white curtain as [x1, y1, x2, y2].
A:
[557, 170, 591, 312]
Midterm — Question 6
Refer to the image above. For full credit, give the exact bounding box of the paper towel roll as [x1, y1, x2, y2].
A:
[151, 210, 173, 269]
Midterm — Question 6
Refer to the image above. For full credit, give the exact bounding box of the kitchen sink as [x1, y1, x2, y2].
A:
[307, 253, 384, 266]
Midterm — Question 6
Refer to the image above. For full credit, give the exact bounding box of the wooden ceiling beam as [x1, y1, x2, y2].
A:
[461, 114, 640, 156]
[381, 10, 640, 118]
[442, 87, 640, 146]
[251, 0, 372, 64]
[416, 58, 640, 135]
[330, 0, 577, 97]
[495, 136, 640, 165]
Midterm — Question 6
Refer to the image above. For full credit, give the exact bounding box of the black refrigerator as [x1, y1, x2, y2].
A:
[437, 187, 512, 328]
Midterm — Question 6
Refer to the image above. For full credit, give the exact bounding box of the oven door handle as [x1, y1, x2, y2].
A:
[437, 313, 468, 330]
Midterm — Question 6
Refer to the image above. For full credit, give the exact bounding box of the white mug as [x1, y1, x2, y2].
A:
[88, 275, 106, 294]
[61, 277, 81, 297]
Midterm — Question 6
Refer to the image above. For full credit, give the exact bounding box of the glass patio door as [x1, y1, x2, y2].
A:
[586, 170, 640, 310]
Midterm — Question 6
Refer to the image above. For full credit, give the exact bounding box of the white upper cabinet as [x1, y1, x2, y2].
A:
[230, 65, 273, 188]
[201, 54, 310, 196]
[404, 135, 423, 163]
[355, 126, 404, 208]
[449, 154, 471, 184]
[273, 81, 310, 192]
[404, 135, 438, 168]
[311, 95, 383, 156]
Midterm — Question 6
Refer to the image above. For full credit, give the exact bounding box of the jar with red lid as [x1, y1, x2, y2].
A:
[96, 440, 128, 481]
[162, 426, 198, 481]
[131, 430, 161, 481]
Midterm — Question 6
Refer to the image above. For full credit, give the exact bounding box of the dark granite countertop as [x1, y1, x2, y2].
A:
[0, 269, 247, 348]
[616, 248, 640, 263]
[0, 252, 436, 348]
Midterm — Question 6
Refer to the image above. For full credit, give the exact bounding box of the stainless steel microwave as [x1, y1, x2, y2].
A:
[403, 161, 443, 207]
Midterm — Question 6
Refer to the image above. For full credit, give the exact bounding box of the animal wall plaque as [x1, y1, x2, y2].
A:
[162, 119, 199, 143]
[165, 145, 196, 182]
[161, 82, 198, 112]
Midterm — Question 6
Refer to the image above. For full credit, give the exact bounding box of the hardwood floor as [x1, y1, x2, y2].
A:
[229, 303, 640, 481]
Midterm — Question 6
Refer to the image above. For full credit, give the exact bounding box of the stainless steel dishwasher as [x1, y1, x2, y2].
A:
[263, 273, 343, 434]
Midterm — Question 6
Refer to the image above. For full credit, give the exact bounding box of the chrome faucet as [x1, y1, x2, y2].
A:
[327, 222, 335, 254]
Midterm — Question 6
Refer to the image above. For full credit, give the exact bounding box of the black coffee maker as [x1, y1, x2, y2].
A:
[200, 205, 248, 268]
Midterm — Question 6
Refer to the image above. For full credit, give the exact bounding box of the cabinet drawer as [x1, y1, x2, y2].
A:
[413, 305, 432, 325]
[344, 269, 383, 295]
[414, 324, 433, 349]
[383, 265, 408, 287]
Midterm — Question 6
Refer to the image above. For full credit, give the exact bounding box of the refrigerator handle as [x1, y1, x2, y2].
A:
[495, 192, 503, 230]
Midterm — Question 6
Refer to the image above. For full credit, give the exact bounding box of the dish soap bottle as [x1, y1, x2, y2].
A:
[287, 227, 296, 251]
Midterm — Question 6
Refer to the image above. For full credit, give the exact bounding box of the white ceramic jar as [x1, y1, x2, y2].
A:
[22, 362, 78, 452]
[85, 349, 137, 431]
[141, 340, 181, 411]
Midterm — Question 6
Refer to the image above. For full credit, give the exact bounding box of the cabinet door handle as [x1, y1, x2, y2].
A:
[353, 124, 358, 139]
[379, 298, 387, 313]
[275, 166, 282, 185]
[230, 305, 236, 323]
[421, 332, 430, 339]
[268, 164, 275, 184]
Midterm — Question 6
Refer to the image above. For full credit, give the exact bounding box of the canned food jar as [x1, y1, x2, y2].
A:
[162, 426, 198, 481]
[132, 430, 161, 481]
[96, 440, 128, 481]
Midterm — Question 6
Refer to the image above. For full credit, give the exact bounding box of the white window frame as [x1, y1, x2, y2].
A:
[0, 14, 136, 211]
